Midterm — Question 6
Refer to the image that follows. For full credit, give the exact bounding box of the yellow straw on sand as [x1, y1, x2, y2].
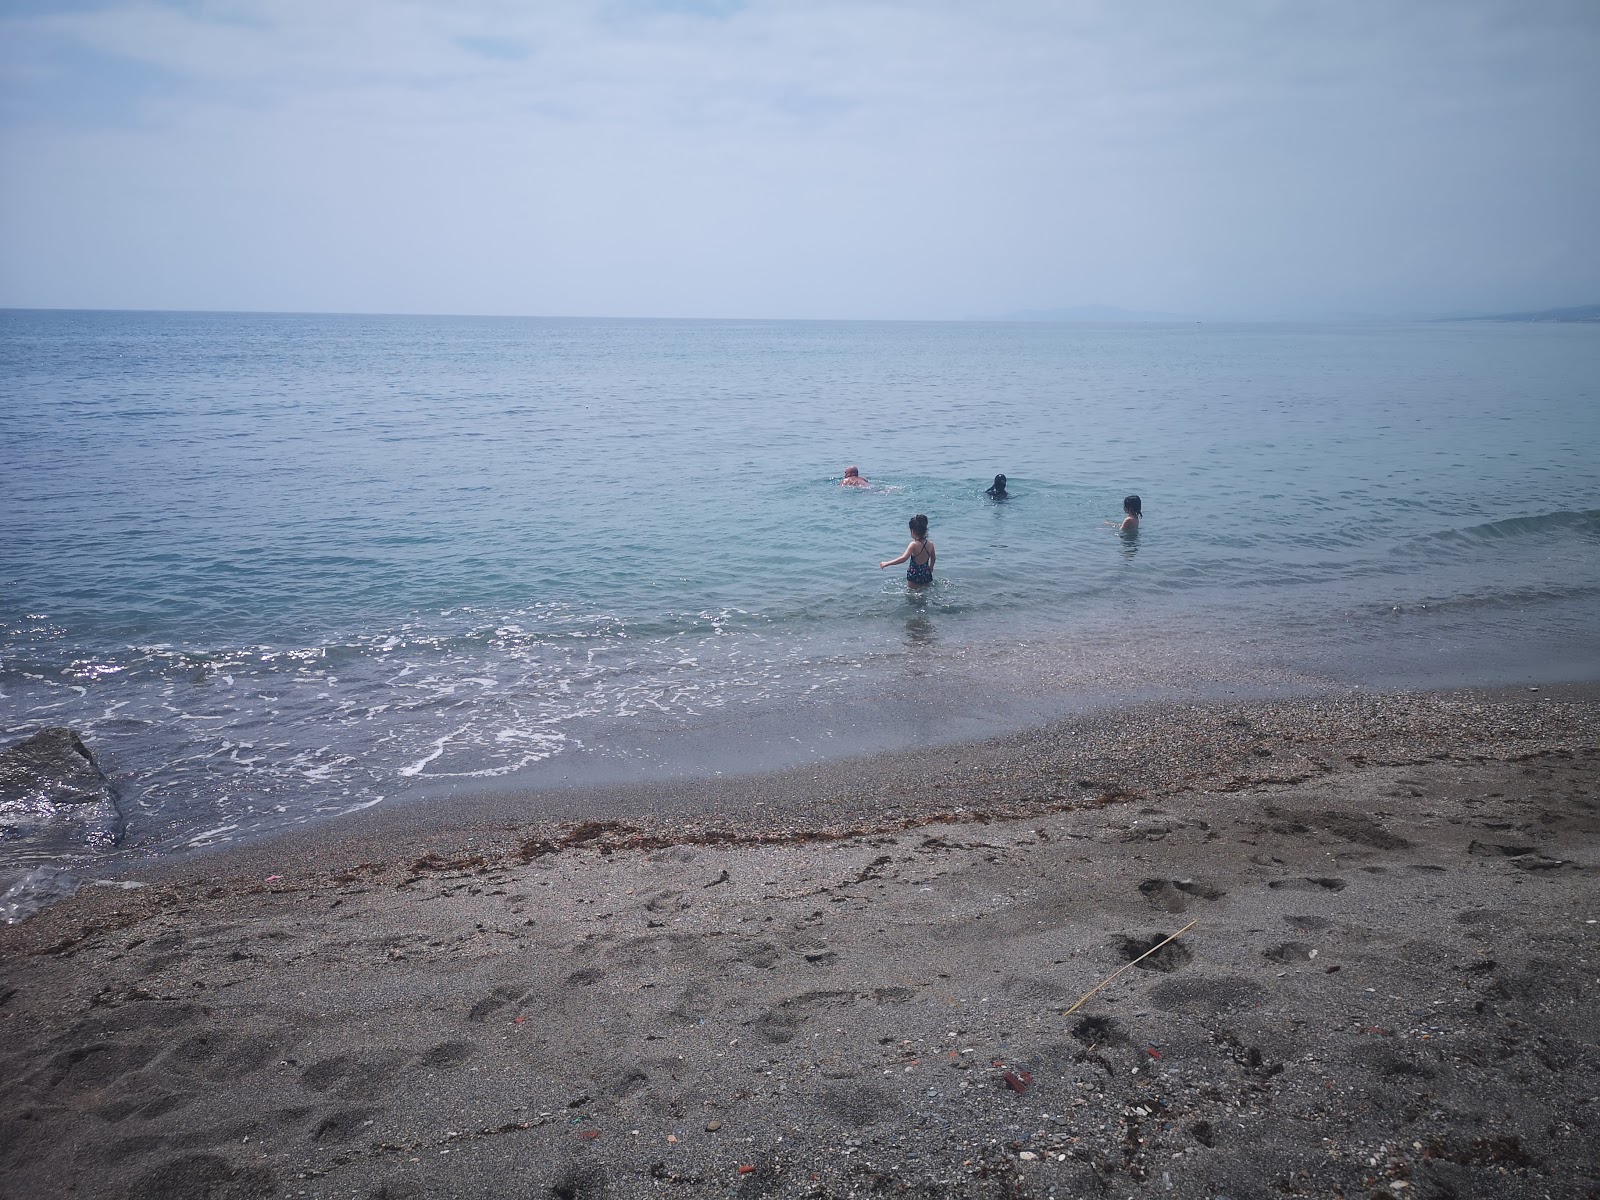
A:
[1062, 919, 1199, 1020]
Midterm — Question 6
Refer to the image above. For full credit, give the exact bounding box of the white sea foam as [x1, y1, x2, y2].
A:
[399, 728, 464, 777]
[186, 822, 240, 846]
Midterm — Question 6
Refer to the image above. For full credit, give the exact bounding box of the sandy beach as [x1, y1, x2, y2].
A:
[2, 685, 1597, 1199]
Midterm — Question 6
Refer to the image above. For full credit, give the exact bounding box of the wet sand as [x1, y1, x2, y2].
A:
[1, 685, 1597, 1199]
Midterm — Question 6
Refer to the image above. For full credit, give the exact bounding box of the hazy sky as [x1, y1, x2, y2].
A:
[2, 0, 1596, 319]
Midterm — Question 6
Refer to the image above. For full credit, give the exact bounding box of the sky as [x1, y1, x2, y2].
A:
[1, 0, 1597, 320]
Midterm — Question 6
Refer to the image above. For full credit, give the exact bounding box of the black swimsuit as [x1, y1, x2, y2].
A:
[906, 541, 934, 585]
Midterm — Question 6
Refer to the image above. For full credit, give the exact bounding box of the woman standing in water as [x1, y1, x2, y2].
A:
[880, 514, 935, 586]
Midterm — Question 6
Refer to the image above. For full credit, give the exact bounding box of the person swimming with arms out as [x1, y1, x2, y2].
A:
[880, 513, 935, 586]
[841, 465, 870, 488]
[1108, 494, 1141, 534]
[985, 473, 1008, 498]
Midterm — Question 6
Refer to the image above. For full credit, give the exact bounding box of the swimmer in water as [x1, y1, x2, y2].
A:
[880, 513, 935, 586]
[1108, 494, 1141, 533]
[841, 465, 869, 488]
[985, 473, 1008, 498]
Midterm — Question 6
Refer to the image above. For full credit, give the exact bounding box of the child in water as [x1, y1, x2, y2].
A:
[1113, 494, 1141, 533]
[985, 473, 1008, 498]
[880, 514, 936, 585]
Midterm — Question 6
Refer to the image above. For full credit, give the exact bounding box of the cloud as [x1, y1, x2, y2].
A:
[1, 0, 1596, 317]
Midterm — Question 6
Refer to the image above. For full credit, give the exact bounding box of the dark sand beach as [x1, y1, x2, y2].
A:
[2, 686, 1597, 1199]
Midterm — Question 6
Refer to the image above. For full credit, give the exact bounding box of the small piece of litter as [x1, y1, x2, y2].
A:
[264, 875, 281, 882]
[738, 1165, 756, 1175]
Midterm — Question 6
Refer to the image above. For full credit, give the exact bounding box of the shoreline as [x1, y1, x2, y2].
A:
[2, 682, 1597, 1198]
[8, 575, 1600, 884]
[95, 679, 1600, 892]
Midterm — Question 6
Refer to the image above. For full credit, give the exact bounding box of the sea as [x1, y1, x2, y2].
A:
[3, 310, 1598, 904]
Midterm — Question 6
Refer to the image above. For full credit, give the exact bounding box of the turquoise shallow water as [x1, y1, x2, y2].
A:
[2, 310, 1598, 870]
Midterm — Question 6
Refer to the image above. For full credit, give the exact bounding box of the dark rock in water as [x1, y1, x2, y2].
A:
[0, 727, 124, 852]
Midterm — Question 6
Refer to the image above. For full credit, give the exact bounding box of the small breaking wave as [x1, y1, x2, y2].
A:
[1407, 508, 1600, 548]
[1368, 582, 1600, 617]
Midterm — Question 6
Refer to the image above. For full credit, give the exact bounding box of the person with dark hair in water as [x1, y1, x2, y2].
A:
[1113, 494, 1141, 533]
[880, 514, 936, 586]
[985, 473, 1008, 498]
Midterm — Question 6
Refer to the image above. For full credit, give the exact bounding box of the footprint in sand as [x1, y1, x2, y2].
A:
[162, 1031, 280, 1082]
[1262, 941, 1315, 963]
[819, 1082, 901, 1128]
[1467, 841, 1571, 870]
[418, 1040, 476, 1069]
[604, 932, 703, 967]
[96, 1090, 195, 1123]
[1512, 855, 1571, 871]
[608, 1068, 648, 1098]
[312, 1105, 382, 1144]
[1115, 932, 1194, 973]
[127, 1153, 278, 1200]
[44, 1041, 161, 1094]
[1070, 1014, 1132, 1048]
[1266, 876, 1346, 892]
[753, 991, 853, 1044]
[732, 942, 780, 969]
[1284, 914, 1333, 931]
[299, 1055, 354, 1092]
[546, 1161, 609, 1200]
[107, 1132, 167, 1162]
[670, 983, 715, 1023]
[1137, 878, 1226, 912]
[644, 889, 691, 914]
[1468, 840, 1538, 858]
[468, 983, 529, 1020]
[299, 1054, 400, 1099]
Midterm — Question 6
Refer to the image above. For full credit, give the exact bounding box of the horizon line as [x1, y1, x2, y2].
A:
[4, 303, 1557, 325]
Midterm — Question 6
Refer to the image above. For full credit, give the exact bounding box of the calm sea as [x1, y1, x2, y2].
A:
[3, 310, 1598, 881]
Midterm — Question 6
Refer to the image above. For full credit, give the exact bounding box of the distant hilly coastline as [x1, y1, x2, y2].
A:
[1443, 303, 1600, 323]
[986, 304, 1196, 323]
[976, 302, 1600, 324]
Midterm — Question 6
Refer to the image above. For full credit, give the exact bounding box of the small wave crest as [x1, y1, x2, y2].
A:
[1410, 508, 1600, 548]
[1372, 581, 1600, 617]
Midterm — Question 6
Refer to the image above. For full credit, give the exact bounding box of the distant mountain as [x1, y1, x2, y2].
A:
[1444, 303, 1600, 323]
[988, 304, 1195, 323]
